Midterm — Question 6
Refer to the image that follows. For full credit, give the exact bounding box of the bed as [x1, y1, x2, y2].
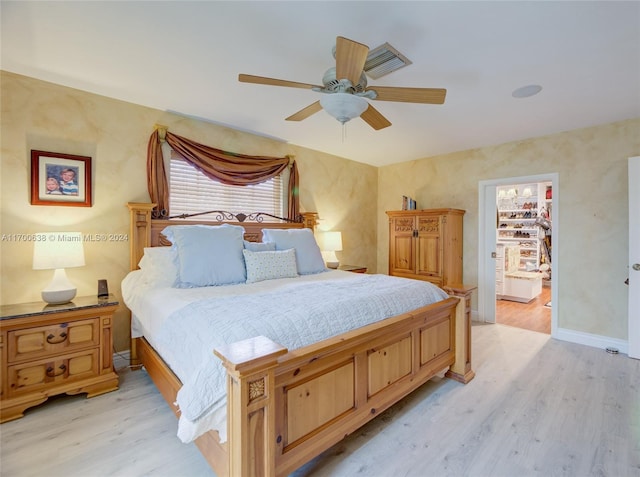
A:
[124, 202, 473, 477]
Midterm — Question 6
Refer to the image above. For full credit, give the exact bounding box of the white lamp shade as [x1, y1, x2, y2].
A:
[33, 232, 85, 270]
[33, 232, 85, 304]
[320, 93, 368, 124]
[319, 231, 343, 252]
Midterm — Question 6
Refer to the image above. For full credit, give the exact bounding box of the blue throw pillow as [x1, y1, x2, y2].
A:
[162, 224, 246, 287]
[261, 228, 326, 275]
[243, 240, 276, 252]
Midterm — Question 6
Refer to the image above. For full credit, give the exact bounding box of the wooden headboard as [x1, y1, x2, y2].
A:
[127, 203, 318, 271]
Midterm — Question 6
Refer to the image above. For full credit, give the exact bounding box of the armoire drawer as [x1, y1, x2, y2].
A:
[7, 318, 100, 364]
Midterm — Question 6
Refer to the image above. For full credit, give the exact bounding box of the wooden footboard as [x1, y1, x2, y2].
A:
[214, 296, 459, 477]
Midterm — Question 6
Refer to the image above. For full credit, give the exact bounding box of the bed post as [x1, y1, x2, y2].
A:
[300, 212, 318, 232]
[444, 284, 476, 383]
[127, 202, 156, 368]
[127, 202, 156, 270]
[214, 336, 288, 477]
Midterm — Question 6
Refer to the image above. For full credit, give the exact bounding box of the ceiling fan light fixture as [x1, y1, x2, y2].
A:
[320, 93, 368, 124]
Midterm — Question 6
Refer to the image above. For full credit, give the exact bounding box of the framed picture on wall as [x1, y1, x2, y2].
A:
[30, 150, 92, 207]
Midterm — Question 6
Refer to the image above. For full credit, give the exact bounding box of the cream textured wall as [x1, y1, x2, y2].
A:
[377, 118, 640, 340]
[3, 70, 637, 347]
[1, 71, 378, 351]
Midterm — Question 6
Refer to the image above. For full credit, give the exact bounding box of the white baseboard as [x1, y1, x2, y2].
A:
[115, 324, 630, 362]
[554, 327, 629, 355]
[470, 309, 629, 356]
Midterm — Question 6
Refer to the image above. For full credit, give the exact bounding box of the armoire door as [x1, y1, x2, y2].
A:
[389, 216, 416, 275]
[416, 215, 442, 280]
[416, 233, 442, 279]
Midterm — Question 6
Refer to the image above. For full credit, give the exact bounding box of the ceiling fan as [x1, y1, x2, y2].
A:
[238, 36, 446, 130]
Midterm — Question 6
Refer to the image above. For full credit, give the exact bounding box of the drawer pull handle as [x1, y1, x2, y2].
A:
[46, 332, 68, 344]
[46, 364, 67, 377]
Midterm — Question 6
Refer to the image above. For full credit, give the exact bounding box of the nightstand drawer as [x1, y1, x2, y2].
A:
[7, 348, 100, 396]
[7, 318, 100, 363]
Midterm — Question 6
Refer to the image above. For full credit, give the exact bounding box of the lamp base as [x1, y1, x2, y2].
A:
[41, 268, 77, 304]
[42, 288, 77, 305]
[321, 250, 340, 270]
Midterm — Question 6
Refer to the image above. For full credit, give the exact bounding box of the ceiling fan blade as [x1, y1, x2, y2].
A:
[335, 36, 369, 86]
[238, 74, 321, 90]
[370, 86, 447, 104]
[360, 104, 392, 130]
[285, 101, 323, 121]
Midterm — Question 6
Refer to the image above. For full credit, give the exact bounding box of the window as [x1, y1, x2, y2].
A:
[169, 154, 287, 222]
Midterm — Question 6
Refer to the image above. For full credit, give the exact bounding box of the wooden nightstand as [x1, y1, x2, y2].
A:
[0, 295, 119, 423]
[338, 264, 367, 274]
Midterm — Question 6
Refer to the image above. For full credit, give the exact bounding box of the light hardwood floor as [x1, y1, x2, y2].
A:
[496, 286, 551, 334]
[2, 323, 638, 477]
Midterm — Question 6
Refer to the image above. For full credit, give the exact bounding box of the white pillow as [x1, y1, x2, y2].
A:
[261, 228, 326, 275]
[243, 240, 276, 252]
[243, 248, 298, 283]
[137, 247, 179, 288]
[161, 224, 246, 287]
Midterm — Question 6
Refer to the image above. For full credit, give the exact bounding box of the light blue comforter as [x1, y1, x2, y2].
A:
[155, 273, 449, 425]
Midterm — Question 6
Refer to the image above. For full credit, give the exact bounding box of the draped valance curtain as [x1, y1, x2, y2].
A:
[147, 128, 299, 220]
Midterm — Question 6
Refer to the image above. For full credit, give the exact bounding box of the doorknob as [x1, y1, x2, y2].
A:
[633, 263, 640, 271]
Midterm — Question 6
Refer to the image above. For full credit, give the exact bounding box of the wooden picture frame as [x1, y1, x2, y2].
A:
[30, 150, 92, 207]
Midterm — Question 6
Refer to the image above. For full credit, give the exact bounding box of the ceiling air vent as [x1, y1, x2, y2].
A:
[364, 42, 412, 79]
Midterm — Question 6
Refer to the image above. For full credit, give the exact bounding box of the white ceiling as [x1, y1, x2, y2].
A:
[2, 1, 639, 167]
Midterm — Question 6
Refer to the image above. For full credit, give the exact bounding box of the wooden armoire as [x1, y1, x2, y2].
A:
[386, 209, 464, 288]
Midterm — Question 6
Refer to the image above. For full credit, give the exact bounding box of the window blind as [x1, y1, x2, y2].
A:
[169, 156, 285, 222]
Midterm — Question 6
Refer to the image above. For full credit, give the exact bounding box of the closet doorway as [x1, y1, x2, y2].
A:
[477, 173, 559, 338]
[495, 181, 552, 334]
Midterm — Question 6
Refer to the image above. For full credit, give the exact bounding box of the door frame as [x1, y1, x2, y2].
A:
[478, 173, 559, 337]
[629, 156, 639, 359]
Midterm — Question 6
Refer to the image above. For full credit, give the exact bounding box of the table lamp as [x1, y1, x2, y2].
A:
[33, 232, 85, 304]
[319, 231, 342, 269]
